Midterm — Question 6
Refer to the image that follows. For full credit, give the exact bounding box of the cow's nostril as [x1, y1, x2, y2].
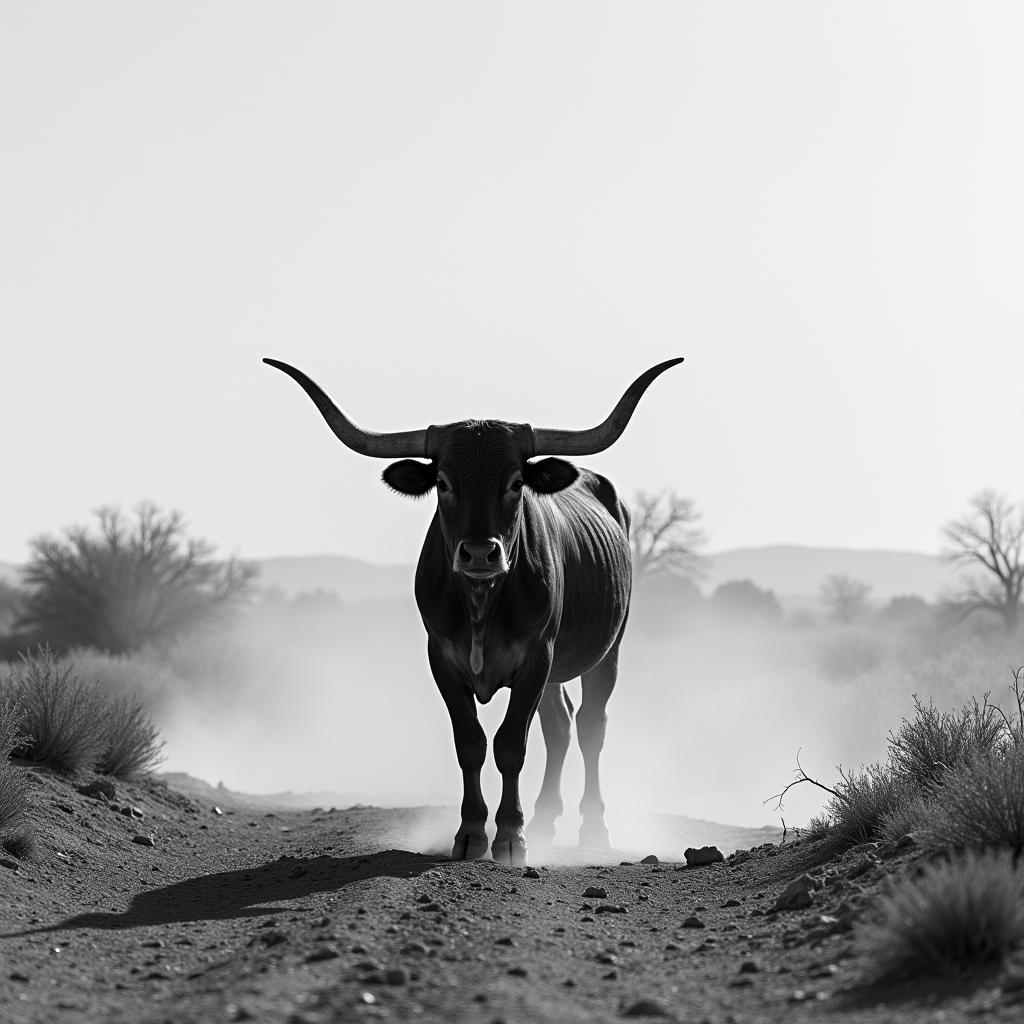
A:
[457, 543, 473, 563]
[486, 544, 500, 563]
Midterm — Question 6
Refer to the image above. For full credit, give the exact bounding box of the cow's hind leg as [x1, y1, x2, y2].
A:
[577, 644, 619, 849]
[526, 683, 574, 850]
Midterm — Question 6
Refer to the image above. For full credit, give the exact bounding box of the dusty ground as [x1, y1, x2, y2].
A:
[2, 767, 1023, 1024]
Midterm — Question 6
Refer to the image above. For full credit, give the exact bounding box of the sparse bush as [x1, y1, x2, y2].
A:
[858, 850, 1024, 980]
[98, 695, 164, 778]
[918, 746, 1024, 852]
[18, 503, 257, 654]
[888, 694, 1005, 791]
[2, 646, 164, 779]
[6, 647, 108, 774]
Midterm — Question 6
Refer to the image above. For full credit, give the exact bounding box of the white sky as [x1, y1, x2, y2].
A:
[2, 2, 1022, 565]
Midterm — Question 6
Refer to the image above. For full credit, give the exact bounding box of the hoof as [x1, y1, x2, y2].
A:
[451, 827, 489, 861]
[491, 828, 528, 867]
[579, 822, 611, 849]
[526, 816, 556, 851]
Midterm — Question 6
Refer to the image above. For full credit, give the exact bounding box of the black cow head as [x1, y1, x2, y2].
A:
[381, 422, 578, 579]
[263, 357, 683, 579]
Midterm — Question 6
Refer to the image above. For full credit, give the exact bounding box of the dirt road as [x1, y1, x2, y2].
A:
[1, 768, 1021, 1024]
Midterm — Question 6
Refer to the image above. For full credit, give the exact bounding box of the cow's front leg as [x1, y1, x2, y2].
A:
[492, 652, 550, 867]
[429, 642, 488, 861]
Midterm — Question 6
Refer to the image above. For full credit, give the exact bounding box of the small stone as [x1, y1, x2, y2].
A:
[402, 941, 429, 954]
[495, 936, 515, 946]
[507, 966, 528, 977]
[770, 875, 818, 913]
[305, 946, 339, 962]
[641, 855, 659, 865]
[739, 960, 760, 973]
[9, 971, 29, 982]
[141, 940, 164, 948]
[211, 806, 223, 815]
[522, 867, 541, 879]
[596, 904, 627, 914]
[258, 930, 288, 947]
[721, 899, 741, 908]
[595, 952, 618, 965]
[621, 998, 673, 1017]
[683, 846, 724, 867]
[132, 835, 155, 848]
[417, 902, 442, 913]
[120, 806, 145, 819]
[384, 967, 407, 985]
[681, 916, 705, 929]
[56, 803, 74, 814]
[415, 893, 433, 903]
[583, 885, 609, 899]
[0, 857, 19, 871]
[729, 977, 754, 988]
[78, 780, 116, 801]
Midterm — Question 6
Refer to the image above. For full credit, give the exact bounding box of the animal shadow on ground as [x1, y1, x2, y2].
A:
[1, 849, 447, 938]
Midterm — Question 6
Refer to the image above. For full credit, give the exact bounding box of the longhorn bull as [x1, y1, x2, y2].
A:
[265, 357, 683, 866]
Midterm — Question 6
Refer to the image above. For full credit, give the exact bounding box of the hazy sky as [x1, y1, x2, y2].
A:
[3, 2, 1022, 565]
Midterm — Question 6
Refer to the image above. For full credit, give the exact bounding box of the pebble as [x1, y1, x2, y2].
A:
[507, 966, 528, 977]
[596, 904, 628, 914]
[621, 998, 673, 1017]
[0, 858, 19, 871]
[417, 902, 442, 913]
[78, 780, 116, 801]
[595, 952, 618, 965]
[770, 875, 818, 913]
[522, 868, 540, 879]
[132, 835, 155, 848]
[584, 884, 607, 897]
[258, 930, 288, 947]
[494, 937, 515, 946]
[211, 806, 223, 815]
[305, 947, 339, 962]
[384, 967, 408, 985]
[681, 916, 705, 929]
[683, 846, 724, 867]
[739, 960, 760, 973]
[641, 855, 659, 865]
[721, 899, 741, 908]
[402, 942, 429, 954]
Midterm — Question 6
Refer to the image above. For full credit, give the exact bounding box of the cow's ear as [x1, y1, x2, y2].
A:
[382, 460, 437, 497]
[524, 457, 578, 494]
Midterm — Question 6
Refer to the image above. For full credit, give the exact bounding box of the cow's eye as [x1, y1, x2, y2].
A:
[509, 479, 524, 493]
[437, 478, 450, 494]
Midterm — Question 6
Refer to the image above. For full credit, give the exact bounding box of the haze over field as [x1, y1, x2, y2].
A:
[3, 3, 1023, 848]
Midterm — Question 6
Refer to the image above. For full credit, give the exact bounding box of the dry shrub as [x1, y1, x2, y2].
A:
[879, 794, 933, 844]
[919, 746, 1024, 852]
[888, 694, 1004, 791]
[839, 765, 916, 846]
[7, 647, 108, 774]
[3, 646, 164, 779]
[858, 850, 1024, 980]
[98, 695, 164, 778]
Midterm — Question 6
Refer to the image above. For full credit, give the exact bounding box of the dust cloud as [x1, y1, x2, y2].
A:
[155, 584, 1019, 860]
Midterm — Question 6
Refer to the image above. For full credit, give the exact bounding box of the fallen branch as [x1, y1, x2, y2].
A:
[765, 749, 842, 814]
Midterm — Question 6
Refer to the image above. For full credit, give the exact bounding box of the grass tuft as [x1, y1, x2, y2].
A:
[6, 646, 108, 774]
[829, 763, 916, 848]
[918, 746, 1024, 852]
[0, 697, 32, 840]
[2, 827, 36, 860]
[858, 850, 1024, 980]
[97, 694, 164, 778]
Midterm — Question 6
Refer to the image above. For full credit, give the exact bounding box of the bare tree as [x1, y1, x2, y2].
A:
[17, 503, 258, 654]
[819, 574, 872, 625]
[942, 490, 1024, 633]
[630, 490, 707, 580]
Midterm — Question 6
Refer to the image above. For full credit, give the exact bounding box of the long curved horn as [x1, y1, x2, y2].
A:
[263, 358, 429, 458]
[530, 357, 684, 456]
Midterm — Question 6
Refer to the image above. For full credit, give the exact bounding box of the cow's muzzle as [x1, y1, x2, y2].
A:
[454, 537, 509, 579]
